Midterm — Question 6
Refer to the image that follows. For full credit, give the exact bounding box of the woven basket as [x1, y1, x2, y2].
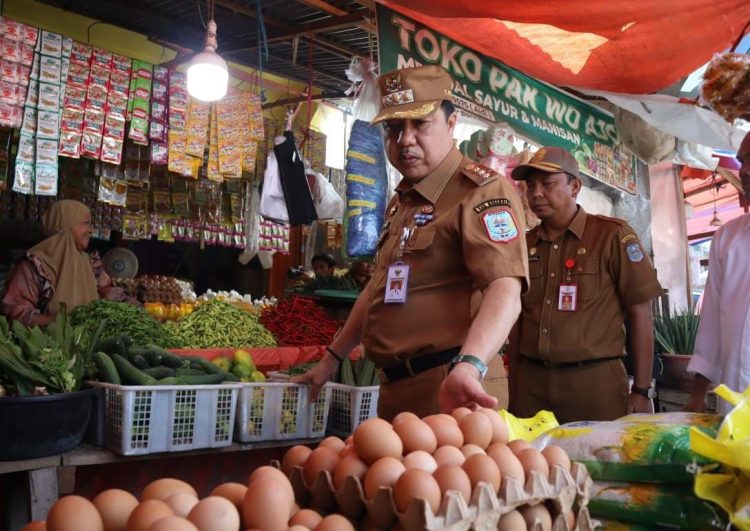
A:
[659, 353, 695, 392]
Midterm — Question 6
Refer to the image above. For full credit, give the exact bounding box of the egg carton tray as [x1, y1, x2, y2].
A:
[234, 383, 332, 443]
[286, 462, 594, 531]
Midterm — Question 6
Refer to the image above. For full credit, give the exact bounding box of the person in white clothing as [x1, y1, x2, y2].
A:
[686, 131, 750, 413]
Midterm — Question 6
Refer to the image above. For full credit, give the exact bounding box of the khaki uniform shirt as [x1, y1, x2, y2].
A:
[364, 147, 529, 367]
[519, 207, 663, 363]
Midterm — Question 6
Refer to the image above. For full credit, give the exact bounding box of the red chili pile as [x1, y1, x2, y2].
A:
[260, 296, 342, 346]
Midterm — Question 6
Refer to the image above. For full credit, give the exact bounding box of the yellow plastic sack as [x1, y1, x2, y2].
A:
[691, 384, 750, 530]
[499, 409, 559, 442]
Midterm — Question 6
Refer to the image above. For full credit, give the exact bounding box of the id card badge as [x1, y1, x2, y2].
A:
[384, 262, 410, 304]
[558, 283, 578, 312]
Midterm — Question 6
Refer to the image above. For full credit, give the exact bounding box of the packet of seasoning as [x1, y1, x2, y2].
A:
[38, 83, 60, 111]
[39, 55, 61, 84]
[20, 106, 36, 133]
[169, 108, 186, 131]
[91, 47, 112, 68]
[24, 79, 38, 107]
[101, 136, 124, 165]
[88, 64, 110, 88]
[125, 185, 147, 214]
[38, 110, 60, 139]
[3, 19, 21, 41]
[18, 64, 31, 87]
[19, 45, 34, 67]
[36, 138, 58, 165]
[12, 161, 34, 194]
[34, 164, 58, 196]
[112, 54, 130, 75]
[149, 120, 166, 142]
[106, 92, 128, 118]
[22, 24, 39, 47]
[168, 130, 186, 173]
[65, 61, 89, 88]
[129, 116, 149, 145]
[104, 113, 126, 139]
[1, 60, 20, 83]
[150, 100, 167, 122]
[83, 107, 105, 133]
[40, 31, 62, 58]
[80, 130, 102, 159]
[0, 81, 19, 105]
[16, 134, 35, 163]
[2, 39, 21, 63]
[58, 130, 82, 158]
[61, 107, 83, 131]
[152, 190, 171, 214]
[70, 42, 92, 65]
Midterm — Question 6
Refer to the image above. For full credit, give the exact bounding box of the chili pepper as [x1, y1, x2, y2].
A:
[259, 296, 342, 347]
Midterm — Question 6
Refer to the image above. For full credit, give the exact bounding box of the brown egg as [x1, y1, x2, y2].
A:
[402, 451, 438, 473]
[333, 455, 368, 490]
[93, 489, 138, 531]
[507, 439, 532, 455]
[394, 418, 438, 454]
[458, 413, 493, 449]
[243, 477, 295, 531]
[248, 466, 295, 507]
[21, 522, 46, 531]
[140, 479, 197, 502]
[344, 436, 353, 445]
[188, 496, 240, 531]
[391, 411, 419, 427]
[486, 443, 526, 484]
[126, 500, 174, 531]
[353, 418, 403, 464]
[314, 514, 355, 531]
[517, 449, 550, 479]
[463, 454, 501, 493]
[288, 526, 310, 531]
[460, 444, 485, 458]
[303, 446, 340, 486]
[433, 465, 472, 503]
[319, 436, 346, 453]
[497, 510, 527, 531]
[165, 493, 199, 518]
[147, 516, 198, 531]
[423, 415, 464, 448]
[451, 407, 472, 421]
[339, 445, 357, 458]
[478, 408, 509, 444]
[47, 495, 104, 531]
[282, 446, 313, 476]
[520, 504, 552, 531]
[210, 483, 247, 515]
[542, 446, 571, 473]
[394, 469, 441, 514]
[289, 509, 323, 528]
[433, 445, 466, 467]
[364, 457, 406, 500]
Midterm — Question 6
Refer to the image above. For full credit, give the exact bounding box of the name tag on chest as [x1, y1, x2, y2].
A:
[384, 262, 410, 304]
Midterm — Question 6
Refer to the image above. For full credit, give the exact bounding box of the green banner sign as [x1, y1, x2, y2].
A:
[377, 5, 637, 195]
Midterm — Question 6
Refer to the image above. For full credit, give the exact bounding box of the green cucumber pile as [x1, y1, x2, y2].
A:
[336, 356, 378, 387]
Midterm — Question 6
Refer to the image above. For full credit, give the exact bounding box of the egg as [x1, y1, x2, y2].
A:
[146, 516, 198, 531]
[126, 500, 174, 531]
[21, 523, 46, 531]
[433, 465, 472, 503]
[282, 445, 313, 476]
[345, 436, 353, 445]
[339, 445, 357, 458]
[497, 510, 527, 531]
[353, 418, 403, 464]
[486, 443, 525, 484]
[314, 514, 355, 531]
[394, 418, 438, 454]
[433, 445, 466, 467]
[93, 489, 139, 531]
[478, 408, 509, 444]
[423, 415, 464, 448]
[288, 526, 310, 531]
[140, 479, 197, 502]
[451, 407, 472, 421]
[248, 466, 295, 506]
[507, 439, 532, 455]
[364, 457, 406, 500]
[402, 451, 438, 473]
[393, 469, 441, 514]
[517, 448, 550, 479]
[210, 482, 247, 515]
[319, 436, 346, 453]
[463, 454, 501, 493]
[165, 493, 199, 518]
[333, 455, 368, 490]
[289, 509, 323, 528]
[47, 495, 103, 531]
[458, 413, 493, 449]
[188, 496, 240, 531]
[520, 504, 552, 531]
[460, 444, 485, 458]
[391, 411, 419, 427]
[303, 446, 340, 486]
[542, 446, 571, 473]
[243, 477, 295, 531]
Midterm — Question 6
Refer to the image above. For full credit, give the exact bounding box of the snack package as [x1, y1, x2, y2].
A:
[127, 60, 152, 145]
[499, 409, 560, 443]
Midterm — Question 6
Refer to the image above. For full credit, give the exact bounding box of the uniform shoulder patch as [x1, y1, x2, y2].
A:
[626, 241, 644, 262]
[462, 162, 499, 187]
[481, 207, 519, 243]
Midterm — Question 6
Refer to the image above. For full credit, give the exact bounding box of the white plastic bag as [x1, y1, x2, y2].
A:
[238, 184, 262, 265]
[346, 57, 380, 122]
[259, 151, 290, 222]
[312, 170, 344, 220]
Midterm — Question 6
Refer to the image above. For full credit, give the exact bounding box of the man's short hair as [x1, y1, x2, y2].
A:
[311, 253, 336, 268]
[440, 100, 456, 120]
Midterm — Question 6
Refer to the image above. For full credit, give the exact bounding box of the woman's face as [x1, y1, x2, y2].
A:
[72, 212, 93, 251]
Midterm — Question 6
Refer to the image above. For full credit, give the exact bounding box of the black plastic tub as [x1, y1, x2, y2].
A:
[0, 388, 95, 460]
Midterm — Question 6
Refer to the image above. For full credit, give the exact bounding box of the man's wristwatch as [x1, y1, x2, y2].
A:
[450, 355, 488, 380]
[631, 385, 656, 400]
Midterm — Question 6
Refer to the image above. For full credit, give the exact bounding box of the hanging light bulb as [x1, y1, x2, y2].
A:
[187, 11, 228, 102]
[709, 172, 723, 227]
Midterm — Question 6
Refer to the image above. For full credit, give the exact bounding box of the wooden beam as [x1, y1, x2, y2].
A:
[293, 0, 376, 33]
[262, 92, 350, 109]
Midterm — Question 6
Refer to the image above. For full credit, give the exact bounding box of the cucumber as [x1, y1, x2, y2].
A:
[155, 377, 179, 385]
[174, 374, 226, 385]
[111, 354, 157, 386]
[93, 352, 121, 384]
[187, 356, 226, 376]
[130, 355, 149, 370]
[355, 358, 375, 387]
[143, 367, 175, 379]
[160, 352, 186, 369]
[175, 368, 205, 377]
[223, 373, 240, 382]
[93, 337, 123, 354]
[143, 351, 163, 367]
[340, 356, 355, 386]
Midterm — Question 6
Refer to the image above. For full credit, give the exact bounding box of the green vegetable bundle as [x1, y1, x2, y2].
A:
[336, 356, 378, 387]
[71, 300, 178, 348]
[164, 300, 277, 349]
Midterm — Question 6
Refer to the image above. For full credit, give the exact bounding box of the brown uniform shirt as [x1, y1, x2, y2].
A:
[364, 147, 529, 367]
[519, 207, 663, 363]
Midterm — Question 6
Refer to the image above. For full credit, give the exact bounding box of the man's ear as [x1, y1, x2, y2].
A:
[571, 177, 582, 198]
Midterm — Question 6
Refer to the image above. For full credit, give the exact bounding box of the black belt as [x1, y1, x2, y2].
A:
[521, 354, 624, 369]
[380, 347, 461, 383]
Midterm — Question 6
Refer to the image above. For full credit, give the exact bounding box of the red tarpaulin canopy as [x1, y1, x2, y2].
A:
[377, 0, 750, 93]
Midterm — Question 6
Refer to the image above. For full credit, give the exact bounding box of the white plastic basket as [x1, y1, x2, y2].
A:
[89, 382, 241, 456]
[327, 383, 379, 437]
[234, 383, 332, 443]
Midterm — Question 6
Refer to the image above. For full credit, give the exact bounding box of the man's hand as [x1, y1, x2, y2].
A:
[627, 392, 654, 414]
[439, 363, 497, 413]
[292, 354, 338, 401]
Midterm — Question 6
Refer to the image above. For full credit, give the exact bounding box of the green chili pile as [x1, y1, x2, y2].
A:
[71, 300, 178, 348]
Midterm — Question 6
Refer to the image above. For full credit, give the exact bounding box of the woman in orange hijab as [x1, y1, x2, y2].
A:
[1, 200, 127, 326]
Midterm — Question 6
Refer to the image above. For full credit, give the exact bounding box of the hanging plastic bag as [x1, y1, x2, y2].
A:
[238, 183, 262, 265]
[312, 170, 344, 220]
[345, 57, 380, 122]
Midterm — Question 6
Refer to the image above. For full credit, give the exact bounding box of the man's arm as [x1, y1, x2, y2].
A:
[625, 301, 655, 413]
[439, 276, 522, 412]
[506, 320, 521, 412]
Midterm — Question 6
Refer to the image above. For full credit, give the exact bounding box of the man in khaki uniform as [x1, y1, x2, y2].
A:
[296, 65, 528, 420]
[507, 147, 663, 423]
